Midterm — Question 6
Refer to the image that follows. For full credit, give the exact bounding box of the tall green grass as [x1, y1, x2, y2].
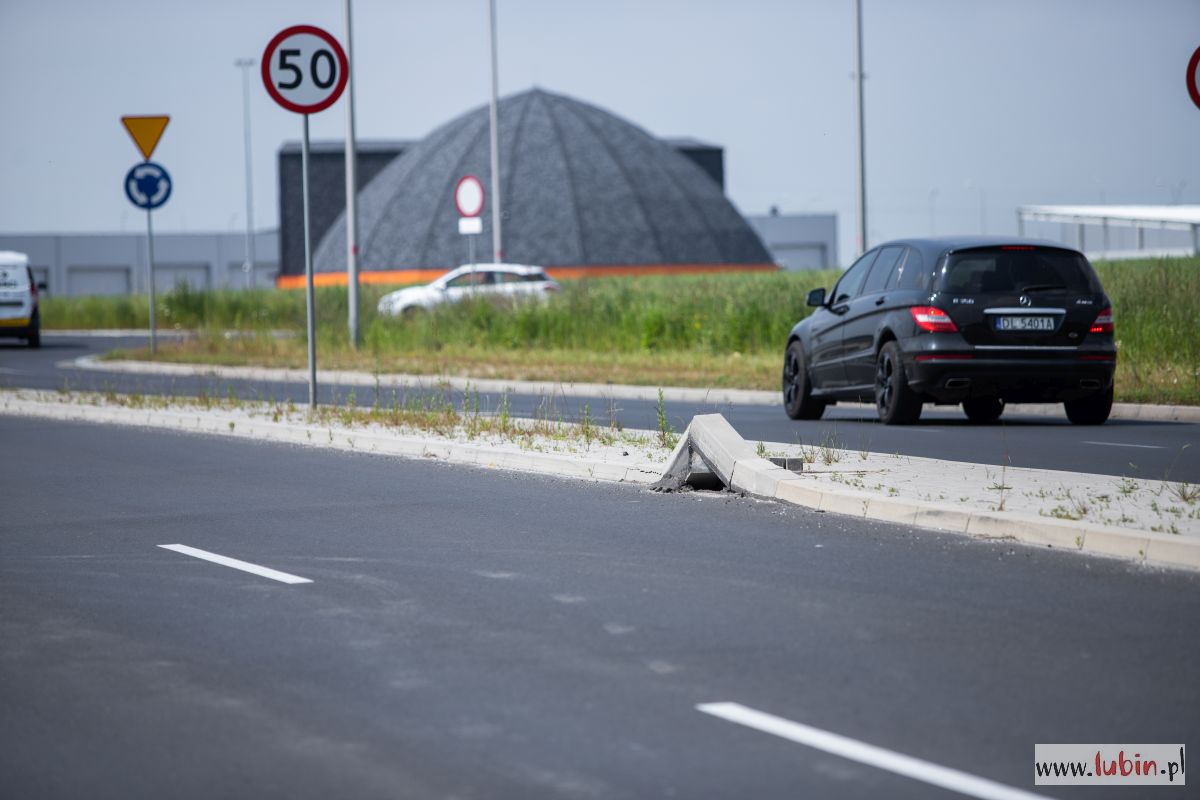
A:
[1092, 259, 1200, 371]
[40, 258, 1200, 402]
[364, 270, 838, 354]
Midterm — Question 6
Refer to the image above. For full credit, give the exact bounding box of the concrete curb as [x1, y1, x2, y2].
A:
[64, 356, 777, 406]
[668, 414, 1200, 571]
[0, 395, 663, 487]
[61, 355, 1200, 422]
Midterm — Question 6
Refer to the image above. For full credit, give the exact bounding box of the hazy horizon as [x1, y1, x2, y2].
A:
[2, 0, 1197, 264]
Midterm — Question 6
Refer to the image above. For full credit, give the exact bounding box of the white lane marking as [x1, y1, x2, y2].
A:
[1081, 441, 1164, 450]
[158, 544, 312, 585]
[696, 702, 1049, 800]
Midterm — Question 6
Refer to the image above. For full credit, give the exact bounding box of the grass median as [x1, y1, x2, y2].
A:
[43, 257, 1200, 405]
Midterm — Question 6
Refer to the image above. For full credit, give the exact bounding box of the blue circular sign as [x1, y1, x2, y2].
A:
[125, 161, 172, 210]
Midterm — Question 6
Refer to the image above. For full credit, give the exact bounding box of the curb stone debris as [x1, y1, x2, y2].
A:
[659, 414, 1200, 572]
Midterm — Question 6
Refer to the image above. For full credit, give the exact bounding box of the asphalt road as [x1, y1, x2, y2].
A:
[1, 416, 1197, 799]
[1, 333, 1198, 482]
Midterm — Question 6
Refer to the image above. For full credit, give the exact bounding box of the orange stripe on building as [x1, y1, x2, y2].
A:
[275, 263, 778, 289]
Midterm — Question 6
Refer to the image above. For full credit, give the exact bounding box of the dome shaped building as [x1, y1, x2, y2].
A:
[310, 89, 773, 281]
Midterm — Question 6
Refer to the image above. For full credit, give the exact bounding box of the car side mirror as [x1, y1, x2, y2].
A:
[36, 282, 48, 292]
[806, 287, 826, 307]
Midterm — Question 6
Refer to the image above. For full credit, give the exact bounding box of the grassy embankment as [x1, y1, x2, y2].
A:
[41, 257, 1200, 404]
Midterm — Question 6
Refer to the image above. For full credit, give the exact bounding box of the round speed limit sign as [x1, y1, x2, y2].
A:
[262, 25, 348, 115]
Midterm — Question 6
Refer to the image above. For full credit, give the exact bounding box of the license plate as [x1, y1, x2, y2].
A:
[995, 315, 1056, 332]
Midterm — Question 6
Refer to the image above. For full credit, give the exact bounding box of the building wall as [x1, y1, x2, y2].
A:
[0, 231, 279, 297]
[745, 212, 839, 270]
[277, 141, 411, 278]
[279, 137, 729, 276]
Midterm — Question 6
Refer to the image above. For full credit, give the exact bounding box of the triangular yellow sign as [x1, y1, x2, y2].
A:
[121, 115, 170, 160]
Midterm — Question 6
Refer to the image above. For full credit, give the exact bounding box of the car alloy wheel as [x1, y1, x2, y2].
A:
[874, 341, 922, 425]
[782, 341, 825, 420]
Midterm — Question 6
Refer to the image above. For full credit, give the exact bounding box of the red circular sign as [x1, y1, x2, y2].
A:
[1189, 46, 1200, 111]
[455, 175, 485, 218]
[261, 25, 349, 115]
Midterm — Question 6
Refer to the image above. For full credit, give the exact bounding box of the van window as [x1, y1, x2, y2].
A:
[861, 246, 904, 295]
[832, 251, 877, 303]
[938, 247, 1100, 293]
[0, 266, 28, 289]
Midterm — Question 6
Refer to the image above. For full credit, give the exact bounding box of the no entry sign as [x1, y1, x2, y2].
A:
[455, 175, 485, 218]
[262, 25, 348, 115]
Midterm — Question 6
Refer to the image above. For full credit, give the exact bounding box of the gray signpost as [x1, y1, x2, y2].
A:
[121, 115, 171, 355]
[262, 25, 349, 408]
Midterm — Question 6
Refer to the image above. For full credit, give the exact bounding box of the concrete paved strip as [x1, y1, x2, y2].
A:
[62, 355, 1200, 422]
[697, 703, 1049, 800]
[3, 390, 1197, 571]
[0, 391, 668, 488]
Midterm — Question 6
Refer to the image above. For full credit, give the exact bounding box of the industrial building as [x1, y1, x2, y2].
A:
[301, 88, 776, 286]
[0, 88, 840, 297]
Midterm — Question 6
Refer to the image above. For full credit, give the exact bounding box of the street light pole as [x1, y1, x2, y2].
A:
[344, 0, 361, 348]
[852, 0, 867, 255]
[235, 58, 257, 290]
[487, 0, 503, 263]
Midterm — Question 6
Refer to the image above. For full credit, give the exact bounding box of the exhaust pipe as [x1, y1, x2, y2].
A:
[944, 378, 971, 390]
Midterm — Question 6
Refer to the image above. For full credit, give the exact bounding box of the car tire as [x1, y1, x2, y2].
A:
[782, 340, 826, 420]
[962, 396, 1004, 424]
[401, 306, 426, 321]
[26, 313, 40, 349]
[875, 341, 922, 425]
[1064, 384, 1113, 425]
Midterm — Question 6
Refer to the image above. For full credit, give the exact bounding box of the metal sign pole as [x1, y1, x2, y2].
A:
[145, 207, 157, 355]
[301, 114, 318, 408]
[344, 0, 360, 349]
[237, 59, 257, 289]
[487, 0, 503, 263]
[852, 0, 867, 255]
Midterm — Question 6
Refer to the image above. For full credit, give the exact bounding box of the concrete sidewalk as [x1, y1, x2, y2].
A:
[3, 389, 1197, 570]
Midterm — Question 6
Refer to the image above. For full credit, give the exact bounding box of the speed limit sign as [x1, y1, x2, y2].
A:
[262, 24, 350, 410]
[262, 25, 348, 115]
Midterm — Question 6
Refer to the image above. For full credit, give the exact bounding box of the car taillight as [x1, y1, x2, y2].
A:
[910, 306, 957, 333]
[1089, 307, 1113, 334]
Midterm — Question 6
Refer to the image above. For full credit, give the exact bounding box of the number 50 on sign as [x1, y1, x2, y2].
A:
[262, 25, 348, 115]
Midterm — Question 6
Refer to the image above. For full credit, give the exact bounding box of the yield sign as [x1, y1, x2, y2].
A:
[121, 115, 170, 160]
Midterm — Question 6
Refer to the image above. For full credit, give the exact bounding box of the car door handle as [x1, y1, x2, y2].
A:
[874, 296, 886, 306]
[831, 304, 849, 315]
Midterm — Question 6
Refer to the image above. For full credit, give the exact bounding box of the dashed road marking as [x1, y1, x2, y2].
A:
[158, 544, 312, 585]
[1081, 441, 1164, 450]
[697, 702, 1048, 800]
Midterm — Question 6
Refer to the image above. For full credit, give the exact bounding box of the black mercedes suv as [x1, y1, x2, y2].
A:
[783, 237, 1117, 425]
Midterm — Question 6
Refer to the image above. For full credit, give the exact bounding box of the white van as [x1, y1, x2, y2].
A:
[0, 251, 41, 347]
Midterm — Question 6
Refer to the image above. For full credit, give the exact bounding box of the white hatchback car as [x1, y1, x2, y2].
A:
[0, 251, 41, 348]
[376, 263, 560, 318]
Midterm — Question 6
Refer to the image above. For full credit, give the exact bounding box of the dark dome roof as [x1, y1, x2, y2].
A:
[313, 88, 770, 271]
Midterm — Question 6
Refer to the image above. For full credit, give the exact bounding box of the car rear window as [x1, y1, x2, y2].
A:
[520, 271, 550, 282]
[937, 247, 1100, 294]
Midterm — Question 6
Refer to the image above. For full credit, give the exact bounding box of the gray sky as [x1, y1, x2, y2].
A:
[2, 0, 1198, 264]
